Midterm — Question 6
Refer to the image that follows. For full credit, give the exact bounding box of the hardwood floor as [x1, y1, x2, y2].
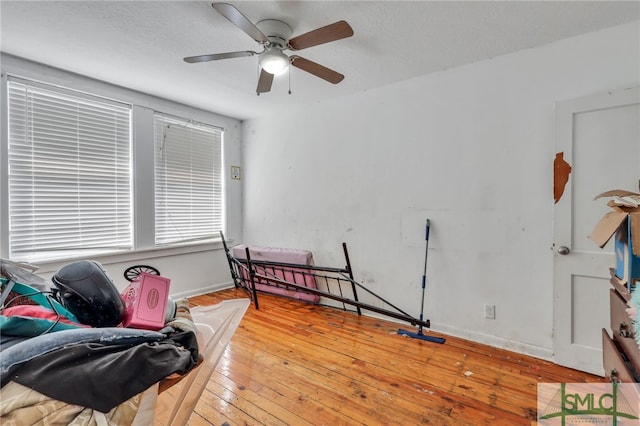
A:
[181, 288, 604, 425]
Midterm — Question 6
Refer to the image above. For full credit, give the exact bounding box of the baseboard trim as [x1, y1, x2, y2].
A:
[430, 323, 554, 361]
[171, 281, 235, 300]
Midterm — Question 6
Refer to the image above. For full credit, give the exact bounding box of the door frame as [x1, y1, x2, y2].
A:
[552, 86, 640, 374]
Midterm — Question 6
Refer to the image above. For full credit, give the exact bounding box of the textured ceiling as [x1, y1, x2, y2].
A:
[1, 1, 638, 120]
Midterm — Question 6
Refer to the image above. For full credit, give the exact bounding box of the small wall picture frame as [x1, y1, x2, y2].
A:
[231, 165, 241, 180]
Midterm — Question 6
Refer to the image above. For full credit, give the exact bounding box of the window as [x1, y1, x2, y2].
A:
[2, 67, 235, 263]
[154, 114, 223, 246]
[7, 77, 132, 261]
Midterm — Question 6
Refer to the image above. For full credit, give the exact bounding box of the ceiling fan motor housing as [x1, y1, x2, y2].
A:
[256, 19, 293, 49]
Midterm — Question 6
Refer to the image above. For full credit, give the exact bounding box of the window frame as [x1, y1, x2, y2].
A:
[153, 112, 224, 247]
[6, 76, 135, 261]
[0, 56, 241, 267]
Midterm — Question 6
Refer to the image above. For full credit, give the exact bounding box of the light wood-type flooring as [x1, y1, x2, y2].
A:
[177, 288, 604, 425]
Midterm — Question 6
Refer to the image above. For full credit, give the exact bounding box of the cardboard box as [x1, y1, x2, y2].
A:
[589, 190, 640, 290]
[121, 272, 170, 330]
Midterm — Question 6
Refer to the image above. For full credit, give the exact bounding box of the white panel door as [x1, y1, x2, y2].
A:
[553, 87, 640, 375]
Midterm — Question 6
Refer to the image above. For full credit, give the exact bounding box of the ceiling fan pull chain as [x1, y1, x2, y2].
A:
[288, 67, 292, 95]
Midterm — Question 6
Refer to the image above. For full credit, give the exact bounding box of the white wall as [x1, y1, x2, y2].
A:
[241, 22, 640, 358]
[0, 54, 243, 298]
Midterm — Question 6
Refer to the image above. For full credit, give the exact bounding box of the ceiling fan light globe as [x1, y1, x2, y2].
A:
[259, 50, 289, 75]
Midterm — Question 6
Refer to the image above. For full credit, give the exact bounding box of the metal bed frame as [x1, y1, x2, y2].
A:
[221, 233, 431, 329]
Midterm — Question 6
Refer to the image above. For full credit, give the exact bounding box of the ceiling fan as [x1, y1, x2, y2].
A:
[184, 2, 354, 95]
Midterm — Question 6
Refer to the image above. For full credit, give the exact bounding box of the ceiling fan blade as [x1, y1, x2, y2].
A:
[288, 21, 354, 51]
[184, 50, 257, 63]
[256, 68, 274, 94]
[213, 3, 269, 44]
[290, 56, 344, 84]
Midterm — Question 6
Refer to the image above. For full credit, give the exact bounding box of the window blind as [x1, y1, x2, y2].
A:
[154, 114, 223, 246]
[7, 78, 132, 260]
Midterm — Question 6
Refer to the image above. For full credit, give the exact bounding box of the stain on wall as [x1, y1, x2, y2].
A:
[553, 152, 572, 204]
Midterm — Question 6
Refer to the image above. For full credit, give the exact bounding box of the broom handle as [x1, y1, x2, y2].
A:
[418, 219, 430, 332]
[423, 219, 430, 278]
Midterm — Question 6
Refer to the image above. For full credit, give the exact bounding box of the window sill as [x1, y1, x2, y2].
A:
[25, 240, 232, 275]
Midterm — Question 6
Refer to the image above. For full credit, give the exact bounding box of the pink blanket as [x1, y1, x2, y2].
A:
[232, 245, 320, 303]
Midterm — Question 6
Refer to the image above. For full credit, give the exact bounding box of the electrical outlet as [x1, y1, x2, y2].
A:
[484, 304, 495, 319]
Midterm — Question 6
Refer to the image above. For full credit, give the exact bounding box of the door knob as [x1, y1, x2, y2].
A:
[557, 246, 570, 255]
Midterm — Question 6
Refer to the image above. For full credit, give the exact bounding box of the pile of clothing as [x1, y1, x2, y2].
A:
[0, 259, 199, 424]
